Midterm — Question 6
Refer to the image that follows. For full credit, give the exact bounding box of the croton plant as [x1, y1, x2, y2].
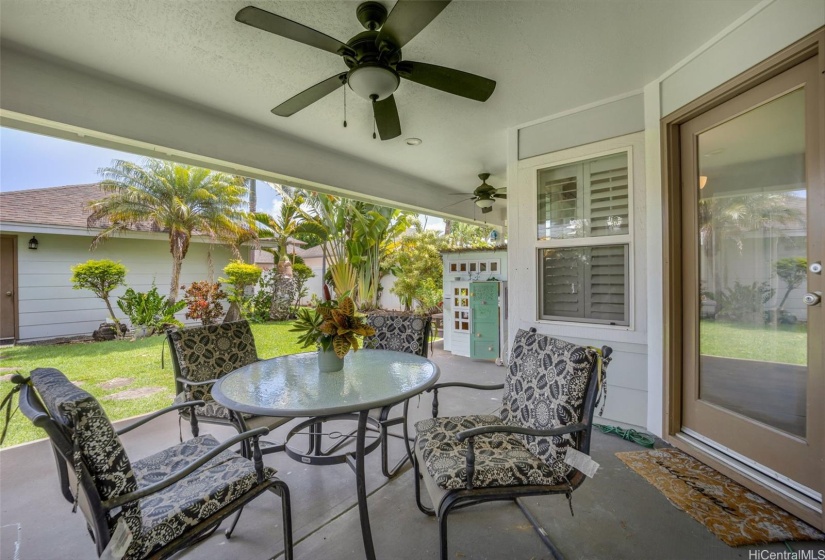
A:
[291, 286, 375, 358]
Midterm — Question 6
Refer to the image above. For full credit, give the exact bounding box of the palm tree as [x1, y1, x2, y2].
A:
[88, 159, 250, 303]
[253, 186, 326, 262]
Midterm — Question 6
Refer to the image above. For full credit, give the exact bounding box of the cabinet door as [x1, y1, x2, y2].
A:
[470, 282, 499, 359]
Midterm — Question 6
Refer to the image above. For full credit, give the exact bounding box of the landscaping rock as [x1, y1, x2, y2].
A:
[104, 387, 164, 401]
[99, 377, 134, 390]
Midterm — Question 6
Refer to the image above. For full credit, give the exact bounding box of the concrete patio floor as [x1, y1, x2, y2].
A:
[2, 341, 824, 560]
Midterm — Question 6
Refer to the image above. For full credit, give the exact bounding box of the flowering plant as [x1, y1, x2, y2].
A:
[181, 281, 226, 325]
[290, 285, 375, 358]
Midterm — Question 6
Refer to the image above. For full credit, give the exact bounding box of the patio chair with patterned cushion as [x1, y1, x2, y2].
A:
[166, 320, 289, 455]
[362, 312, 433, 477]
[11, 368, 293, 560]
[412, 328, 612, 560]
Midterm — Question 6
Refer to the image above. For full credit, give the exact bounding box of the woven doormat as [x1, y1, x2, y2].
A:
[616, 448, 824, 546]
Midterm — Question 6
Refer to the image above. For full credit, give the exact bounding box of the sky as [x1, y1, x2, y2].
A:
[0, 127, 443, 229]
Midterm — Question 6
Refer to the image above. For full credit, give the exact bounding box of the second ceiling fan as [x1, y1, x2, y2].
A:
[447, 173, 506, 214]
[236, 0, 497, 140]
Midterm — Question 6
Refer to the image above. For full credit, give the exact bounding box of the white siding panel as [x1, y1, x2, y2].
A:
[599, 385, 647, 428]
[519, 94, 644, 160]
[660, 0, 824, 116]
[11, 233, 232, 341]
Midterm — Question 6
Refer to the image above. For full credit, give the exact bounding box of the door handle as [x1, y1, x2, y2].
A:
[5, 291, 12, 297]
[803, 292, 821, 306]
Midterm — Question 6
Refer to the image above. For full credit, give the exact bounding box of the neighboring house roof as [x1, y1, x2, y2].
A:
[0, 183, 159, 232]
[440, 244, 508, 254]
[254, 243, 324, 266]
[293, 244, 324, 259]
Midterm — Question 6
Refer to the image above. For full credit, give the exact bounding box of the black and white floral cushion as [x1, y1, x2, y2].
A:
[168, 321, 259, 410]
[125, 434, 276, 560]
[29, 368, 144, 539]
[499, 330, 597, 477]
[415, 415, 567, 489]
[363, 313, 429, 357]
[414, 329, 607, 491]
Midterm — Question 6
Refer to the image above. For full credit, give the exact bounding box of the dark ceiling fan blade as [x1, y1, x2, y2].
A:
[376, 0, 451, 52]
[272, 73, 347, 116]
[397, 61, 496, 102]
[481, 205, 493, 214]
[440, 197, 475, 210]
[449, 192, 476, 196]
[373, 95, 402, 140]
[493, 193, 507, 199]
[236, 6, 353, 56]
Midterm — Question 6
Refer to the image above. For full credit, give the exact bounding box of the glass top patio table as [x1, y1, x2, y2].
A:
[211, 349, 440, 417]
[211, 349, 440, 560]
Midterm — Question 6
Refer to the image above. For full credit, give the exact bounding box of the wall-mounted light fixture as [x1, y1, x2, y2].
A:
[28, 236, 39, 250]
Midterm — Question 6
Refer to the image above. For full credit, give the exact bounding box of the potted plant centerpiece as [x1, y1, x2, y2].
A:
[291, 286, 375, 372]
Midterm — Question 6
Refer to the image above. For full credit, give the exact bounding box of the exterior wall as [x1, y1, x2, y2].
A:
[507, 0, 824, 433]
[442, 250, 509, 358]
[510, 133, 648, 428]
[378, 274, 404, 311]
[11, 231, 233, 341]
[643, 0, 824, 435]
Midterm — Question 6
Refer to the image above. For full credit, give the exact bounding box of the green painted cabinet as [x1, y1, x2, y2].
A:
[470, 281, 500, 360]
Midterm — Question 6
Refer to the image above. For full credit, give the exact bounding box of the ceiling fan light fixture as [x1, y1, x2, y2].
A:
[347, 65, 399, 101]
[475, 198, 494, 209]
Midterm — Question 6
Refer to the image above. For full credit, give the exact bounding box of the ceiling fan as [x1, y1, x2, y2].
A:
[448, 173, 507, 214]
[235, 1, 497, 140]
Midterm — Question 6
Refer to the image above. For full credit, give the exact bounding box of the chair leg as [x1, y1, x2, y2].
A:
[515, 498, 565, 560]
[380, 400, 414, 478]
[270, 480, 294, 560]
[412, 447, 435, 516]
[438, 501, 452, 560]
[224, 507, 244, 539]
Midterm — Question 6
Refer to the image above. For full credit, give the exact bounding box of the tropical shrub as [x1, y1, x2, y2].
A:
[247, 271, 275, 323]
[70, 259, 127, 333]
[182, 281, 226, 325]
[117, 284, 186, 334]
[292, 262, 315, 307]
[716, 281, 774, 323]
[220, 260, 262, 319]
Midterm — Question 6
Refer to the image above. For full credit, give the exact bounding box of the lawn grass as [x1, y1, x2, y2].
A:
[700, 320, 807, 365]
[0, 322, 306, 448]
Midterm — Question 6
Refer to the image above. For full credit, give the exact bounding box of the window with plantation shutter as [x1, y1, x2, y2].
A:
[537, 153, 629, 240]
[539, 245, 628, 324]
[536, 150, 631, 326]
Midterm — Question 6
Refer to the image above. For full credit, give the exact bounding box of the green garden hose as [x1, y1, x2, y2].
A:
[594, 423, 655, 448]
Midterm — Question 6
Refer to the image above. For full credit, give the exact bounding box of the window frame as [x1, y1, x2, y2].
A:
[532, 145, 635, 329]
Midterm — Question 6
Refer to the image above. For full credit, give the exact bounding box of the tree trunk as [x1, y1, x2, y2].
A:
[169, 256, 183, 304]
[169, 233, 188, 303]
[102, 296, 124, 337]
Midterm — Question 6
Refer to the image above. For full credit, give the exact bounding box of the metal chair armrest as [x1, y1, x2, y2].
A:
[116, 400, 206, 435]
[103, 427, 270, 510]
[176, 376, 220, 387]
[456, 422, 587, 442]
[426, 382, 505, 418]
[426, 382, 505, 393]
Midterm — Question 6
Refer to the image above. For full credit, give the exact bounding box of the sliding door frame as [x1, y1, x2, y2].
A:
[661, 27, 825, 530]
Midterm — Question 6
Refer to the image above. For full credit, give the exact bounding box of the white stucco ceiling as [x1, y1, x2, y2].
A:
[0, 0, 760, 208]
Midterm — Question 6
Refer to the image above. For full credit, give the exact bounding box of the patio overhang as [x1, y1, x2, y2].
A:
[0, 46, 500, 226]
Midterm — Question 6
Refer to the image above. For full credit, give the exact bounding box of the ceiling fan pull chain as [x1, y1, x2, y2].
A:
[373, 117, 377, 140]
[343, 86, 347, 128]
